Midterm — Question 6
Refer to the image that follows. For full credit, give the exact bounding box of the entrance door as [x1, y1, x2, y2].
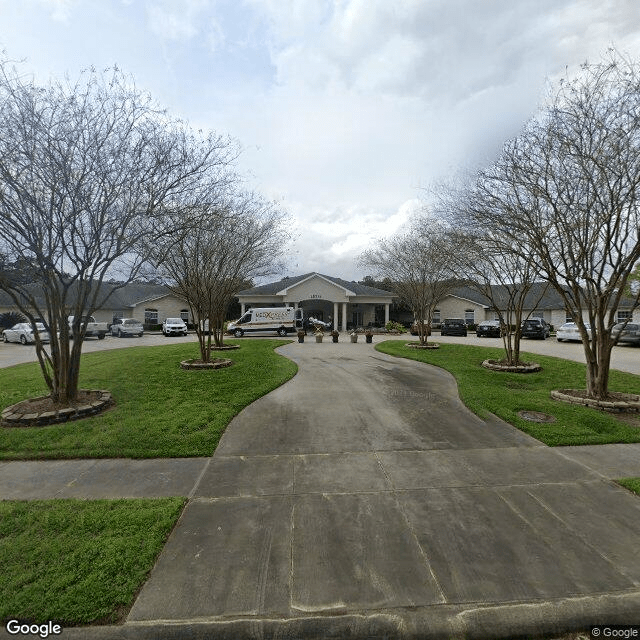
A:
[352, 311, 363, 328]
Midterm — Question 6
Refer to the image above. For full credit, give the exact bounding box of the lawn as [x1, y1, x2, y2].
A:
[0, 498, 185, 625]
[0, 340, 297, 459]
[617, 478, 640, 496]
[376, 341, 640, 446]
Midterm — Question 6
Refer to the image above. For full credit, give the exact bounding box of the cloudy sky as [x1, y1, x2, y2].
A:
[1, 0, 639, 281]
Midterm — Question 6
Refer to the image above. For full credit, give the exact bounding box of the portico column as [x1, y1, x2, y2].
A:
[333, 302, 339, 331]
[384, 303, 390, 326]
[241, 303, 245, 315]
[341, 302, 347, 332]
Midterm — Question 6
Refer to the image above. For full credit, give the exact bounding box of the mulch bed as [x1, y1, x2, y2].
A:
[481, 359, 542, 373]
[2, 389, 114, 427]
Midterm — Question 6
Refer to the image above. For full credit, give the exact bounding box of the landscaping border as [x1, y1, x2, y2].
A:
[1, 390, 113, 427]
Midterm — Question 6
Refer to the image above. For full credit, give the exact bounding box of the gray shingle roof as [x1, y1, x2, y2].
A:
[236, 273, 396, 297]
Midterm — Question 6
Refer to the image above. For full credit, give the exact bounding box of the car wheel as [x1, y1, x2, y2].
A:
[277, 327, 287, 337]
[234, 328, 244, 338]
[20, 335, 27, 345]
[2, 333, 7, 343]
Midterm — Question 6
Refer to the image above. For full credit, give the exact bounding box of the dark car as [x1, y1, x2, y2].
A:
[440, 318, 468, 337]
[521, 318, 550, 339]
[611, 322, 640, 346]
[476, 320, 502, 338]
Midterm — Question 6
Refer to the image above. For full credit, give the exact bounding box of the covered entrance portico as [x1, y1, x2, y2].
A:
[235, 273, 395, 331]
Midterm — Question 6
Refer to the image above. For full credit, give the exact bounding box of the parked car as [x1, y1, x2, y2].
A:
[521, 318, 550, 339]
[440, 318, 468, 337]
[111, 318, 144, 338]
[162, 318, 188, 336]
[2, 322, 50, 344]
[556, 322, 591, 342]
[611, 322, 640, 346]
[476, 320, 502, 338]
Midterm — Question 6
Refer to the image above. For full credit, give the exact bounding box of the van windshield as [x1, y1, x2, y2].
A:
[238, 313, 251, 324]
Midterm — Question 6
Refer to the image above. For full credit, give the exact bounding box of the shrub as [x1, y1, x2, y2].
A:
[385, 321, 406, 333]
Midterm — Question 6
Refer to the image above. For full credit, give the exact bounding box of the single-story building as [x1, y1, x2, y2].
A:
[235, 272, 396, 332]
[0, 282, 193, 327]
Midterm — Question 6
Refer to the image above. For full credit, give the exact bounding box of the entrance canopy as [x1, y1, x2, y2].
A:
[235, 272, 395, 331]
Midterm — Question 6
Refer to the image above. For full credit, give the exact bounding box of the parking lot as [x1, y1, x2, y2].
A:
[1, 329, 639, 375]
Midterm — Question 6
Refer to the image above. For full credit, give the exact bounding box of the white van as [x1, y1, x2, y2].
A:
[227, 307, 304, 337]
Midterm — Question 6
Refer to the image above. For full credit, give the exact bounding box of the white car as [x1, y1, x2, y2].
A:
[2, 322, 51, 344]
[111, 318, 144, 337]
[162, 318, 188, 336]
[556, 322, 591, 342]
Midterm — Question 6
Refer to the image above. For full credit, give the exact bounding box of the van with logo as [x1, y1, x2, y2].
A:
[227, 307, 304, 337]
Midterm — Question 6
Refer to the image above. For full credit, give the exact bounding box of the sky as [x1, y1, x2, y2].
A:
[1, 0, 640, 281]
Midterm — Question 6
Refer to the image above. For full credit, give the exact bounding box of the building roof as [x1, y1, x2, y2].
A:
[449, 282, 567, 310]
[236, 272, 396, 298]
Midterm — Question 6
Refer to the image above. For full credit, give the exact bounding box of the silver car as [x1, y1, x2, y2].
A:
[111, 318, 144, 338]
[611, 322, 640, 346]
[2, 322, 51, 344]
[556, 322, 591, 342]
[162, 318, 188, 336]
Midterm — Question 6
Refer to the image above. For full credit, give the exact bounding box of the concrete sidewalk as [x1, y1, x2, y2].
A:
[2, 340, 640, 639]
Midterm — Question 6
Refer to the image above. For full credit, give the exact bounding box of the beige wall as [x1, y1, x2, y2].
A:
[436, 297, 488, 324]
[130, 295, 190, 324]
[284, 277, 351, 303]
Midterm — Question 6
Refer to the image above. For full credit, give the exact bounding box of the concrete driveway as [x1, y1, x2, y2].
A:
[121, 340, 640, 639]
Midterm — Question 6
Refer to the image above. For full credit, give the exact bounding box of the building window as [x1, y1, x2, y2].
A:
[617, 310, 632, 323]
[464, 309, 474, 324]
[112, 310, 124, 320]
[433, 309, 440, 323]
[532, 310, 544, 319]
[144, 308, 158, 324]
[180, 309, 189, 322]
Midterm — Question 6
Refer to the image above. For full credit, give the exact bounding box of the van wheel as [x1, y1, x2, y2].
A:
[277, 328, 287, 337]
[234, 329, 244, 338]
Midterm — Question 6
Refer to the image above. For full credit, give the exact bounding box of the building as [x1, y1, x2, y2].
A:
[235, 272, 396, 331]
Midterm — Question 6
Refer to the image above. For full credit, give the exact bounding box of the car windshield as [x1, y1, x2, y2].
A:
[166, 318, 182, 323]
[124, 319, 140, 325]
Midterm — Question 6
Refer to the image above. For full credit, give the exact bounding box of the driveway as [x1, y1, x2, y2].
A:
[120, 340, 640, 639]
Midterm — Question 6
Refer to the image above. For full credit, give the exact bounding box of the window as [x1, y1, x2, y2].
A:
[433, 309, 441, 323]
[464, 309, 474, 324]
[617, 310, 632, 323]
[144, 308, 158, 324]
[180, 309, 189, 322]
[113, 310, 124, 320]
[531, 310, 544, 319]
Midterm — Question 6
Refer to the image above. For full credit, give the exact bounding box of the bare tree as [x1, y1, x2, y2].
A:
[155, 191, 288, 361]
[446, 227, 548, 366]
[359, 217, 455, 345]
[0, 60, 235, 404]
[464, 50, 640, 399]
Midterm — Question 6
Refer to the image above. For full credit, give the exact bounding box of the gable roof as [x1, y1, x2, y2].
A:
[236, 272, 396, 298]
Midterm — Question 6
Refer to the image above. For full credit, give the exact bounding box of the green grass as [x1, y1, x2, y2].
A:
[0, 340, 297, 459]
[0, 498, 185, 625]
[617, 478, 640, 496]
[376, 341, 640, 446]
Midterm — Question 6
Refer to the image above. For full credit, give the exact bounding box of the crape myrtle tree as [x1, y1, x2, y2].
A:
[445, 226, 548, 366]
[466, 50, 640, 399]
[0, 59, 235, 404]
[155, 190, 288, 361]
[359, 216, 455, 345]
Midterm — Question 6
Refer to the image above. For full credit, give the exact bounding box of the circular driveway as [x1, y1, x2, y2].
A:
[1, 330, 639, 375]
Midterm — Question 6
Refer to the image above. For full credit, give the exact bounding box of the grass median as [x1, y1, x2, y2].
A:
[0, 339, 297, 460]
[0, 497, 185, 626]
[376, 340, 640, 446]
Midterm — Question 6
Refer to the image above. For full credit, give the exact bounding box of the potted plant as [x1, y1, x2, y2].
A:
[331, 330, 339, 343]
[315, 329, 324, 343]
[365, 328, 374, 344]
[350, 330, 358, 343]
[297, 329, 305, 343]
